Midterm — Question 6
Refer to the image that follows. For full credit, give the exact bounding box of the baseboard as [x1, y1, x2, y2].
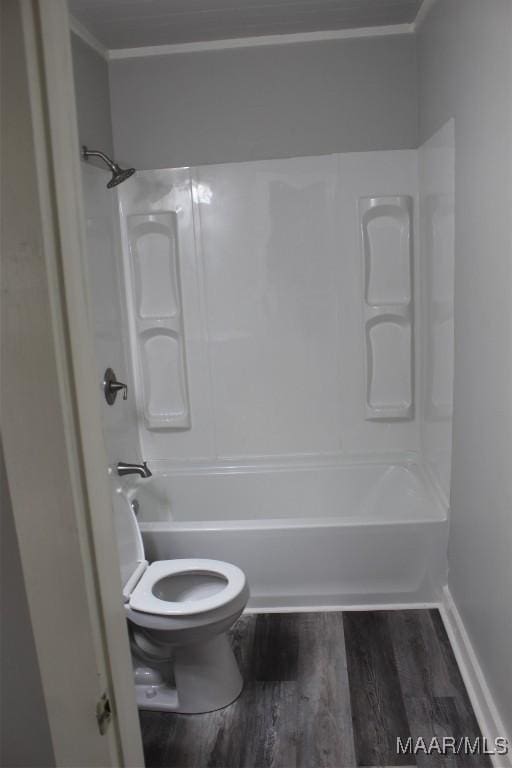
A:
[440, 586, 511, 768]
[246, 595, 441, 613]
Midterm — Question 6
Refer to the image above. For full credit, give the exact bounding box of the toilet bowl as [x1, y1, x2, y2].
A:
[113, 489, 249, 713]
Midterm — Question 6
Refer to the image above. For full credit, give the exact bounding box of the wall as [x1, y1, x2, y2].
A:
[418, 118, 454, 503]
[80, 163, 140, 466]
[1, 4, 56, 764]
[109, 34, 418, 169]
[0, 439, 55, 767]
[418, 0, 512, 736]
[71, 32, 113, 156]
[117, 151, 420, 467]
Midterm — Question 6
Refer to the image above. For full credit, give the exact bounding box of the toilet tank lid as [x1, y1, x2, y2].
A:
[111, 488, 146, 597]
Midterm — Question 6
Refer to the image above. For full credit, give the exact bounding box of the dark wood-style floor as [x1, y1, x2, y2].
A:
[140, 610, 490, 768]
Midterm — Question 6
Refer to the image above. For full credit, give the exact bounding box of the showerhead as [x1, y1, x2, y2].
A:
[81, 146, 136, 188]
[107, 165, 136, 188]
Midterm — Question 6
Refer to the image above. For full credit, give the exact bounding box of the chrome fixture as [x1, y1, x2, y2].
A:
[103, 367, 128, 405]
[117, 461, 152, 478]
[81, 145, 135, 188]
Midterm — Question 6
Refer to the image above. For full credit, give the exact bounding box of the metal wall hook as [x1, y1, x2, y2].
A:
[104, 367, 128, 405]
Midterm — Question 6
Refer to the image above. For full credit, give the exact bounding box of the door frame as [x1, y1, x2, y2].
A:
[1, 1, 145, 764]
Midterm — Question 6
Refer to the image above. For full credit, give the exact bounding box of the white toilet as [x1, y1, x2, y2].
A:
[113, 489, 249, 713]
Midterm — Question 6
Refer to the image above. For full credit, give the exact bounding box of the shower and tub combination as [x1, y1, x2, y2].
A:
[80, 120, 454, 706]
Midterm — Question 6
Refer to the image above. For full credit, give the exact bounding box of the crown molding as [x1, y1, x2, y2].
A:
[69, 14, 108, 60]
[69, 11, 430, 63]
[413, 0, 441, 30]
[107, 24, 414, 60]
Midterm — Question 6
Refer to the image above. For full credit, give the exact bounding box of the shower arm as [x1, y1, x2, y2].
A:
[81, 146, 117, 172]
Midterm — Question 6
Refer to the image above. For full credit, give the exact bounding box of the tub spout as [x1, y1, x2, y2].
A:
[117, 461, 152, 478]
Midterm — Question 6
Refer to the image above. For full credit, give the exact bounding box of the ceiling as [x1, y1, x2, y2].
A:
[69, 0, 423, 49]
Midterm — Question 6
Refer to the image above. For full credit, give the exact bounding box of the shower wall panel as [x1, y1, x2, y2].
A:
[418, 120, 455, 504]
[118, 169, 216, 461]
[80, 164, 140, 465]
[117, 152, 420, 467]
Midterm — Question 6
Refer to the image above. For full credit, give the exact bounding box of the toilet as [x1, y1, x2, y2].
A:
[112, 489, 249, 713]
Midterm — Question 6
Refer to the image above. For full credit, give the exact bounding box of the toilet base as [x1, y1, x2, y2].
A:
[134, 633, 243, 713]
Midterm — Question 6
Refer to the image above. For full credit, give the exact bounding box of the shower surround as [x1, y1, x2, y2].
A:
[83, 132, 454, 609]
[119, 151, 421, 462]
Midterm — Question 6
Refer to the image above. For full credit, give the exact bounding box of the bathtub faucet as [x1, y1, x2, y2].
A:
[117, 461, 152, 478]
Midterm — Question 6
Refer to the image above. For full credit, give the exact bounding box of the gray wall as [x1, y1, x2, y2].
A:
[0, 441, 55, 767]
[419, 0, 512, 736]
[109, 34, 418, 169]
[71, 32, 113, 156]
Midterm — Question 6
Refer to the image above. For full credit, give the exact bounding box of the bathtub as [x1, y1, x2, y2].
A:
[132, 461, 448, 611]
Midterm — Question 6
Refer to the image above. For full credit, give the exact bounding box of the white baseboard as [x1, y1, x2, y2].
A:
[440, 586, 511, 768]
[245, 597, 440, 613]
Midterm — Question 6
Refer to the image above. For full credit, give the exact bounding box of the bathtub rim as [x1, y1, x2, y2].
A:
[139, 509, 447, 534]
[126, 455, 449, 528]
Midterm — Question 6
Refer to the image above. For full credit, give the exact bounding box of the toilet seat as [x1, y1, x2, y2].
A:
[129, 559, 246, 617]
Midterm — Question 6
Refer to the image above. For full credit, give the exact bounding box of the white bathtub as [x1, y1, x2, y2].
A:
[133, 462, 448, 611]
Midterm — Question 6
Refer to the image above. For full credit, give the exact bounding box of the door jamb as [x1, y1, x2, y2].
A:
[3, 2, 145, 764]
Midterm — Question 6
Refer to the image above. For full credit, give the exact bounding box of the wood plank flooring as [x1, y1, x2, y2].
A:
[139, 610, 490, 768]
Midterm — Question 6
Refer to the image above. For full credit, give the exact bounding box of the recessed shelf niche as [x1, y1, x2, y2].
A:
[127, 212, 191, 430]
[360, 196, 413, 421]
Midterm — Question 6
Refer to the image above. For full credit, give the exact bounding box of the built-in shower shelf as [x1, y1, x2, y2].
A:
[137, 316, 182, 334]
[365, 304, 411, 322]
[360, 195, 413, 421]
[127, 211, 191, 430]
